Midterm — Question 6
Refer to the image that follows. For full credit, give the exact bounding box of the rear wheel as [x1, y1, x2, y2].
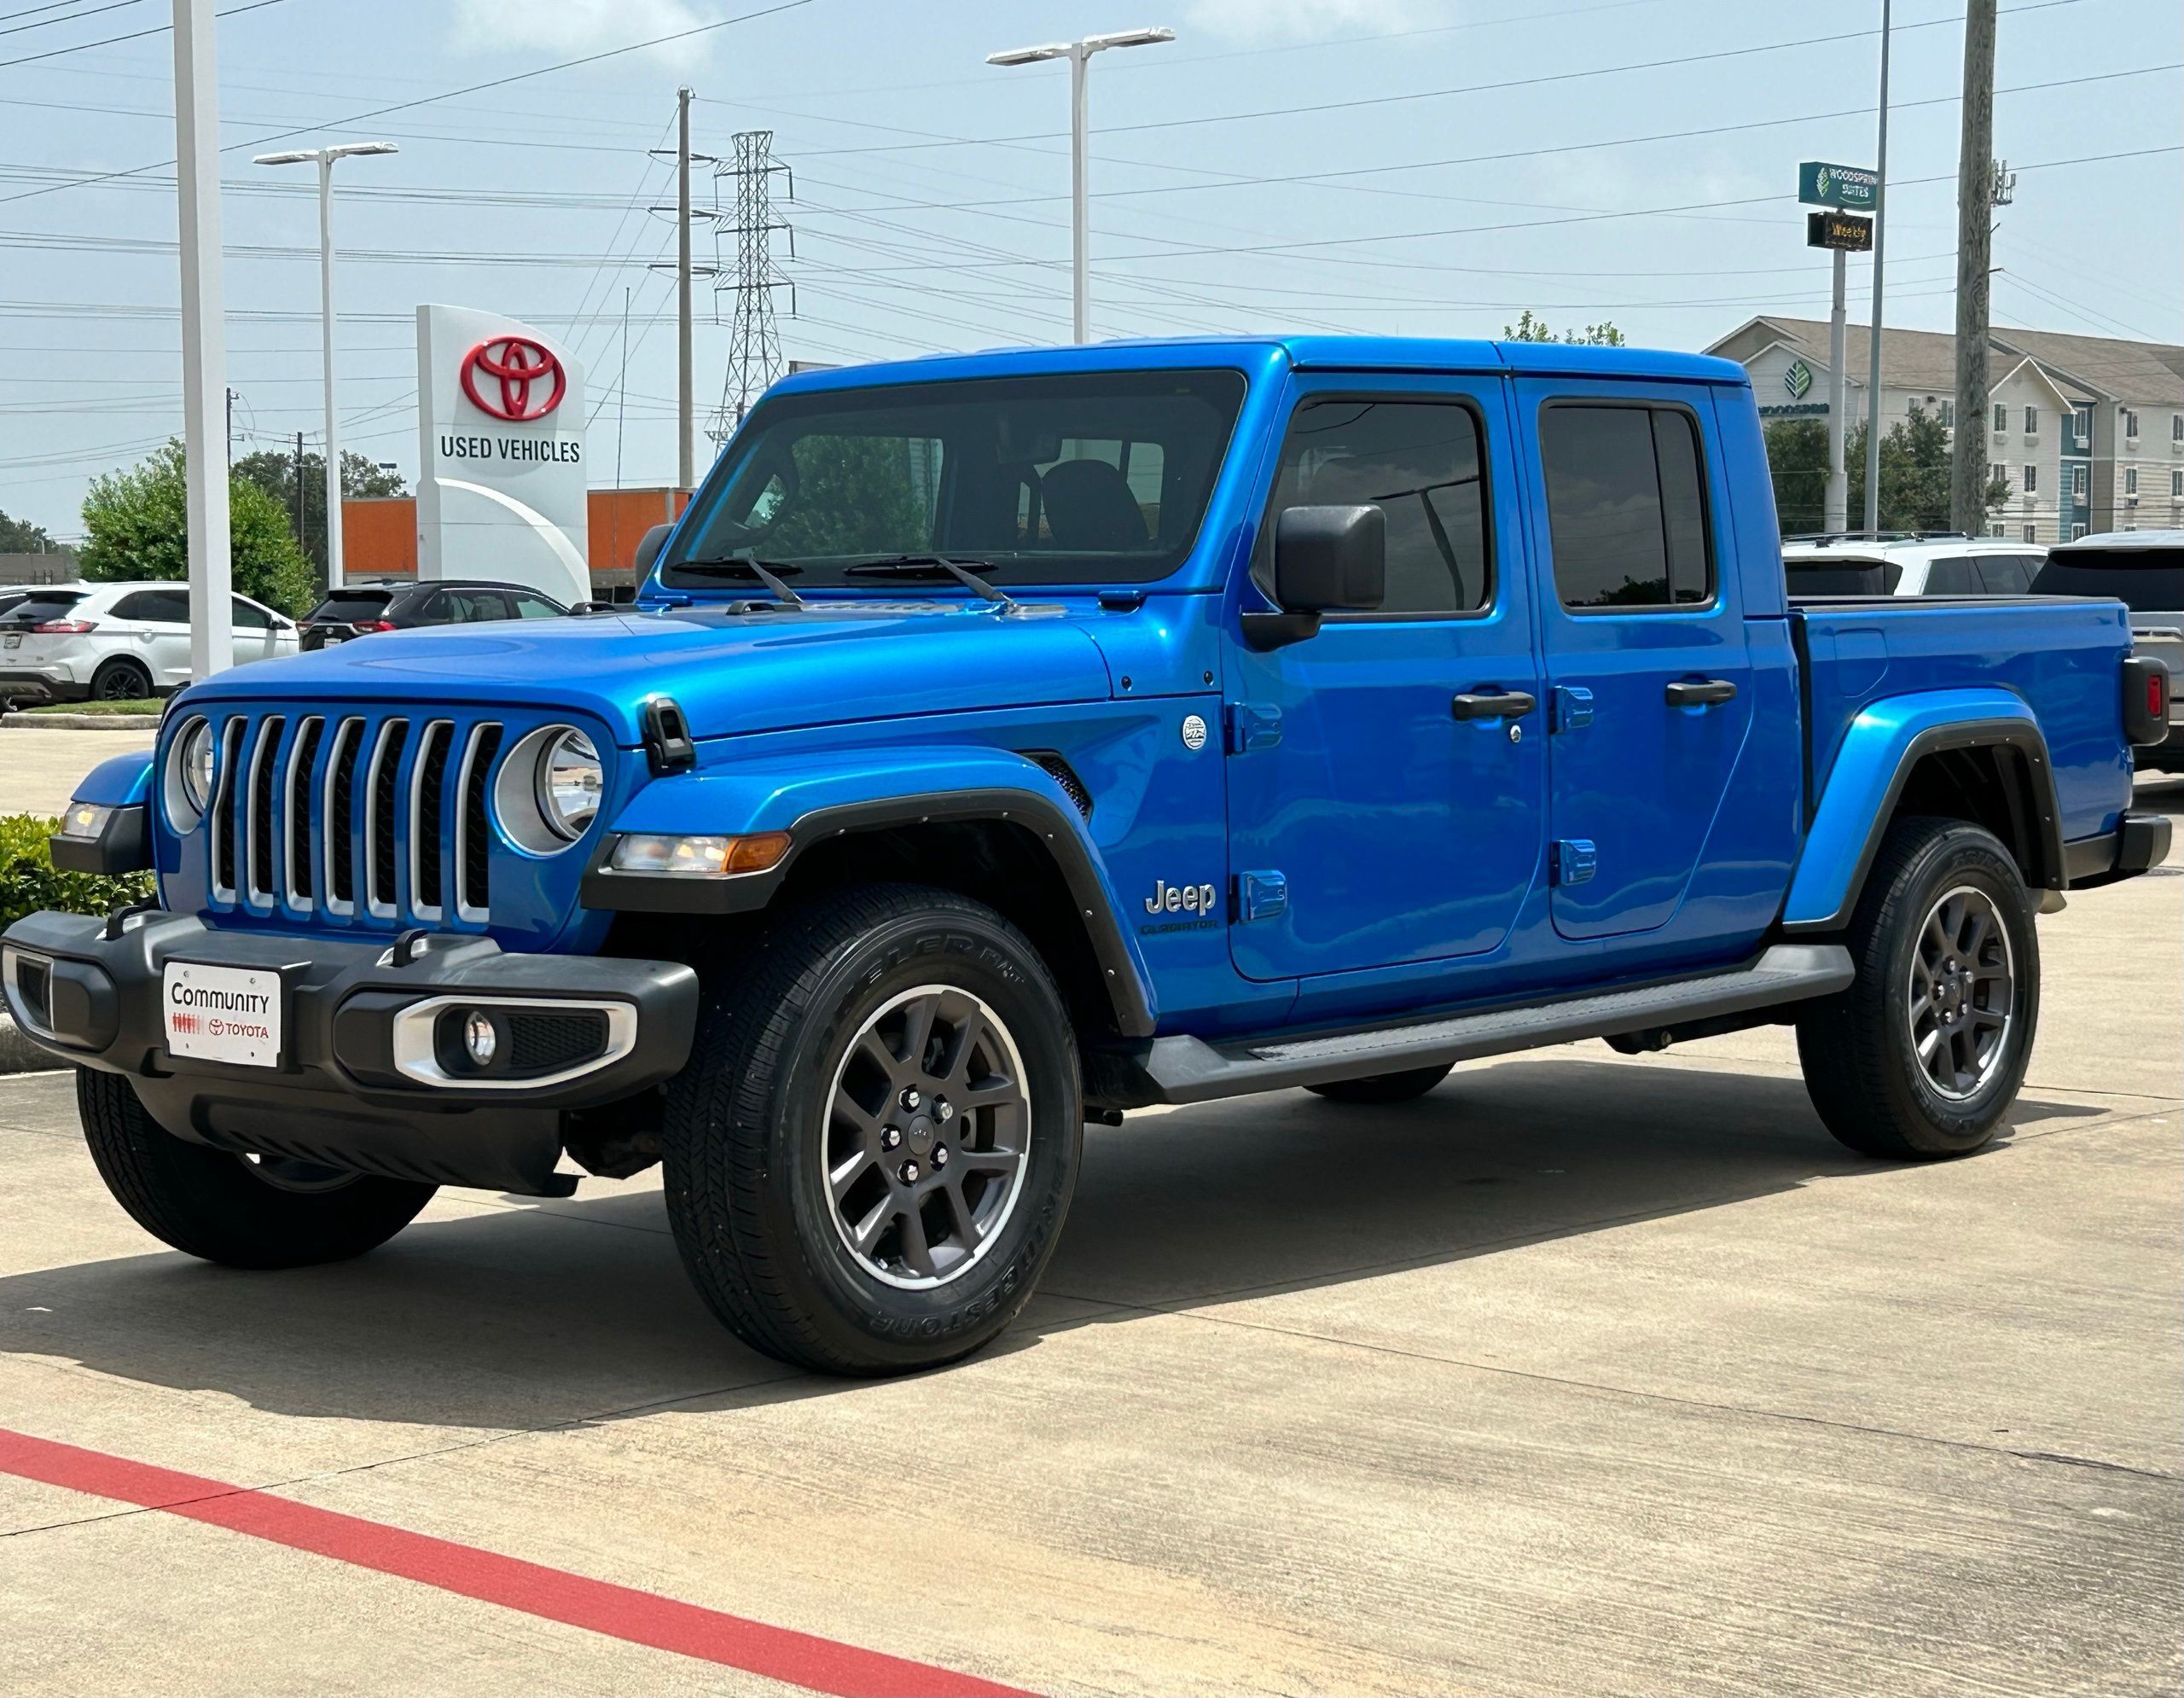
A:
[663, 883, 1082, 1375]
[90, 658, 151, 702]
[1796, 817, 2039, 1160]
[76, 1068, 436, 1265]
[1305, 1063, 1453, 1105]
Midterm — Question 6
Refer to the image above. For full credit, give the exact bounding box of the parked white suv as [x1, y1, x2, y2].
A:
[1780, 534, 2050, 598]
[0, 582, 298, 707]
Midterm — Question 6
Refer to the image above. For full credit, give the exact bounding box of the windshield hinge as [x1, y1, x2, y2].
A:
[641, 696, 697, 776]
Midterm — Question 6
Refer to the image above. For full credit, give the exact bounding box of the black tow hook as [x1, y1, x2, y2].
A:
[102, 896, 159, 941]
[390, 928, 429, 968]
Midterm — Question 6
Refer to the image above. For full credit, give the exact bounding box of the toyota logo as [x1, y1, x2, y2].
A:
[460, 336, 566, 423]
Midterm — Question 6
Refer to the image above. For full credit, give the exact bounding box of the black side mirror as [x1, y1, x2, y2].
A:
[633, 521, 674, 578]
[1244, 504, 1385, 649]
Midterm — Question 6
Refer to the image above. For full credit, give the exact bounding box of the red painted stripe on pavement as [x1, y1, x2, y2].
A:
[1, 1428, 1031, 1698]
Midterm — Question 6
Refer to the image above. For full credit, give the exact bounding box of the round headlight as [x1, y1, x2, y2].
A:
[177, 719, 215, 815]
[534, 729, 601, 840]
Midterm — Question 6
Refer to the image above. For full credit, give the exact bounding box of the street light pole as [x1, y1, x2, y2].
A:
[254, 140, 398, 591]
[988, 26, 1174, 344]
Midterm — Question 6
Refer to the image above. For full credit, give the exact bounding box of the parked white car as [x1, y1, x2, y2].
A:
[1780, 534, 2050, 598]
[0, 581, 298, 707]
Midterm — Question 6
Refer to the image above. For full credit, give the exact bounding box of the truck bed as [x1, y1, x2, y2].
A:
[1788, 595, 2135, 845]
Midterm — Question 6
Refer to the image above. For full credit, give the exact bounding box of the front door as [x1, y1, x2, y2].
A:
[1519, 386, 1755, 939]
[1227, 378, 1545, 982]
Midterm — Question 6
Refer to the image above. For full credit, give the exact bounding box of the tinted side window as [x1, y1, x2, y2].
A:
[1974, 556, 2034, 595]
[1541, 404, 1711, 609]
[510, 592, 564, 618]
[113, 590, 191, 623]
[1923, 557, 1978, 596]
[230, 596, 270, 630]
[1259, 399, 1490, 616]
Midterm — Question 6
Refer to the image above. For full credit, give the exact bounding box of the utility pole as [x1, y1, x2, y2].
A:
[173, 0, 232, 680]
[225, 387, 236, 463]
[1950, 0, 1998, 538]
[293, 430, 305, 554]
[1862, 0, 1893, 538]
[617, 285, 630, 492]
[677, 85, 694, 492]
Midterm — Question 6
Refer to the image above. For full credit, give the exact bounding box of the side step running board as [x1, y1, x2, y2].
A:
[1105, 943, 1854, 1107]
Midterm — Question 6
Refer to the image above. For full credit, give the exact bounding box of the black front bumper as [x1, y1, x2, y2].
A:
[1, 910, 699, 1195]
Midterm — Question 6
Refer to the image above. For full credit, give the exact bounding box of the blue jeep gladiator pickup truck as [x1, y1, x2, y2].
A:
[5, 337, 2171, 1375]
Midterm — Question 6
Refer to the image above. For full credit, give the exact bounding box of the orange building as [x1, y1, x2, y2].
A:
[340, 487, 692, 599]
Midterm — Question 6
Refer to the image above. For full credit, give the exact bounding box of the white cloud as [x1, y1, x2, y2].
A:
[449, 0, 712, 63]
[1180, 0, 1460, 45]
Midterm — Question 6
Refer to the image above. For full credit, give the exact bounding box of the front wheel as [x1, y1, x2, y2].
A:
[76, 1068, 436, 1265]
[663, 884, 1082, 1375]
[1796, 817, 2040, 1160]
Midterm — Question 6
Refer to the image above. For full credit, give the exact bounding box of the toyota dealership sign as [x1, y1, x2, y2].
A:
[416, 305, 590, 602]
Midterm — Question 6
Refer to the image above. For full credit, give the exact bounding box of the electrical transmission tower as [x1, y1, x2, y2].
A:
[710, 131, 795, 444]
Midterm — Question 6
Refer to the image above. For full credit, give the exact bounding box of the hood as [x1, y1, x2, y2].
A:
[178, 601, 1118, 744]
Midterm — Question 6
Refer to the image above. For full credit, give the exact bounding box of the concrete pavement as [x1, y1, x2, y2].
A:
[0, 724, 158, 821]
[0, 779, 2178, 1695]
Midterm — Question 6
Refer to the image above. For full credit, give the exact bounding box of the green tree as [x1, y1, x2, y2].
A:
[1503, 309, 1626, 346]
[1762, 411, 2011, 538]
[0, 508, 66, 555]
[232, 447, 406, 579]
[761, 436, 928, 556]
[78, 439, 317, 614]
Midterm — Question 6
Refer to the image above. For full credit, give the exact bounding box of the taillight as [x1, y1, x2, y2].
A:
[2123, 654, 2172, 746]
[33, 619, 96, 634]
[351, 619, 397, 634]
[2149, 671, 2168, 721]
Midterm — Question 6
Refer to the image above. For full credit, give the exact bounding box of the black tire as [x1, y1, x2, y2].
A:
[76, 1067, 436, 1266]
[662, 883, 1082, 1375]
[1305, 1063, 1453, 1105]
[1796, 816, 2040, 1160]
[90, 658, 152, 702]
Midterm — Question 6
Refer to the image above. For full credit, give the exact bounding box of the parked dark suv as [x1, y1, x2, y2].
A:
[2032, 530, 2184, 772]
[298, 579, 570, 651]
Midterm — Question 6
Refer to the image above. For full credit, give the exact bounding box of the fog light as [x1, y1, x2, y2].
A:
[609, 830, 791, 876]
[462, 1009, 498, 1067]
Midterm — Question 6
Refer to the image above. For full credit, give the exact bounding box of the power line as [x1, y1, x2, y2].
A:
[0, 0, 141, 43]
[0, 0, 282, 73]
[0, 0, 819, 207]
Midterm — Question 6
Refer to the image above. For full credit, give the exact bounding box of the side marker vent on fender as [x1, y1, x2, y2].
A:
[1025, 752, 1092, 818]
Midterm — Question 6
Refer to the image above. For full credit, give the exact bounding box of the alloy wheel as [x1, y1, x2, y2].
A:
[1906, 884, 2016, 1100]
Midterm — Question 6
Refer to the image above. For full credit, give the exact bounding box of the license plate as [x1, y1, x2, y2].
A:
[3, 634, 19, 649]
[163, 961, 282, 1067]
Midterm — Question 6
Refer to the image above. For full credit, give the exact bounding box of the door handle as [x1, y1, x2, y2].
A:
[1664, 678, 1738, 707]
[1451, 688, 1537, 721]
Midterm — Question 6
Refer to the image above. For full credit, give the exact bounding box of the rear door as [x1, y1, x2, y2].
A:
[1519, 385, 1754, 940]
[108, 588, 194, 686]
[1226, 375, 1545, 980]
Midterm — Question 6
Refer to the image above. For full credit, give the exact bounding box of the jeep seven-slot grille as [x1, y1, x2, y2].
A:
[199, 712, 506, 928]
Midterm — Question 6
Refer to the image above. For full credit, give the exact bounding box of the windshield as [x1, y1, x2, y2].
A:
[308, 590, 396, 621]
[663, 369, 1246, 590]
[1785, 556, 1902, 596]
[0, 591, 85, 626]
[2030, 549, 2184, 613]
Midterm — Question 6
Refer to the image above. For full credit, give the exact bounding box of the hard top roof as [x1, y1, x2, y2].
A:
[769, 335, 1747, 398]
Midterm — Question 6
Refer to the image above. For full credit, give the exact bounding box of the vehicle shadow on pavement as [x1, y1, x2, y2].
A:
[0, 1055, 2107, 1433]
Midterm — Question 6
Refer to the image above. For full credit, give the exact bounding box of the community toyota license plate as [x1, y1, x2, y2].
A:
[163, 960, 282, 1067]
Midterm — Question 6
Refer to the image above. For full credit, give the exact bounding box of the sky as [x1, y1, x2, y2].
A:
[0, 0, 2176, 543]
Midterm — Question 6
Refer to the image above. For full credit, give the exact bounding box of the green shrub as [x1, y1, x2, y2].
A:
[0, 813, 156, 933]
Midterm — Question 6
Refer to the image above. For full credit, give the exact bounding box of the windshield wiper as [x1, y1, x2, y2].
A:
[841, 554, 1016, 611]
[668, 552, 806, 605]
